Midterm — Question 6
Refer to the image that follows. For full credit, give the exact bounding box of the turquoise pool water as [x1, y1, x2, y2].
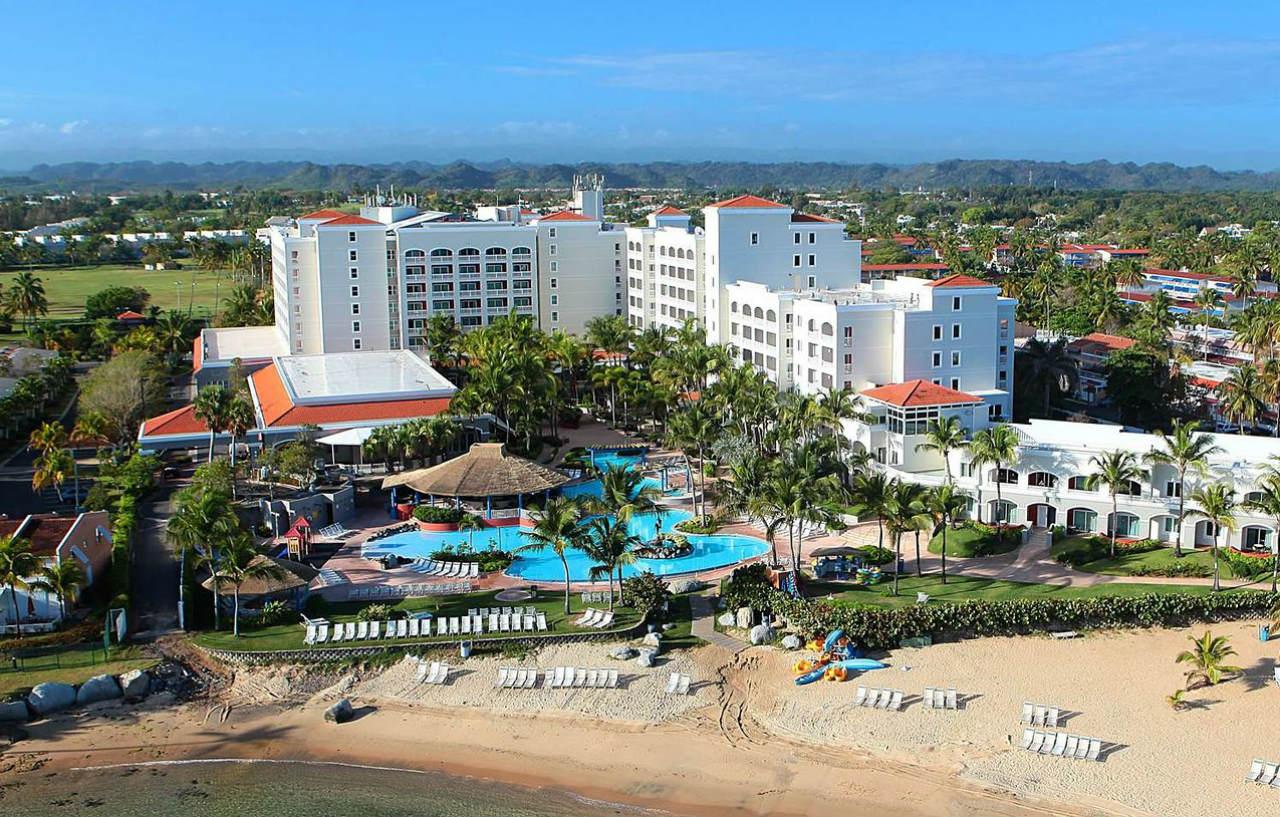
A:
[559, 474, 671, 500]
[362, 507, 770, 582]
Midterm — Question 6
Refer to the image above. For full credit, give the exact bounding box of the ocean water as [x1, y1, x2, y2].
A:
[1, 759, 646, 816]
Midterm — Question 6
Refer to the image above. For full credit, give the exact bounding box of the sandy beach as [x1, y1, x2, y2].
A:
[4, 625, 1276, 816]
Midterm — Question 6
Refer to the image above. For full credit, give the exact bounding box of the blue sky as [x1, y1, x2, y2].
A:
[3, 1, 1280, 169]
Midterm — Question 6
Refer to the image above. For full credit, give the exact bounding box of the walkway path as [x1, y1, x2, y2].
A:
[689, 592, 743, 653]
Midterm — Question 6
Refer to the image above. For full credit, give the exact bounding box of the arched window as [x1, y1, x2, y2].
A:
[1245, 490, 1265, 503]
[511, 246, 532, 256]
[992, 468, 1019, 484]
[429, 248, 451, 258]
[766, 309, 777, 322]
[458, 247, 480, 257]
[821, 322, 834, 336]
[677, 248, 686, 259]
[484, 247, 507, 257]
[1108, 512, 1140, 538]
[1068, 475, 1092, 491]
[1028, 472, 1058, 488]
[405, 249, 426, 259]
[753, 307, 764, 319]
[807, 319, 815, 331]
[1119, 479, 1142, 496]
[1067, 507, 1097, 533]
[1242, 525, 1272, 552]
[659, 246, 667, 256]
[988, 499, 1018, 524]
[730, 302, 738, 314]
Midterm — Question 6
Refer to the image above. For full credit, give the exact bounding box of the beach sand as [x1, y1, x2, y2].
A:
[5, 626, 1275, 816]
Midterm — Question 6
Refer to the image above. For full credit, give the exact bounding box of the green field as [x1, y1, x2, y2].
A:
[928, 523, 1020, 557]
[1, 264, 231, 321]
[807, 574, 1216, 608]
[1050, 536, 1216, 576]
[192, 588, 649, 653]
[0, 644, 157, 697]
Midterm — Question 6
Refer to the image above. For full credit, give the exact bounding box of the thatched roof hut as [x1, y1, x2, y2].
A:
[200, 556, 318, 597]
[382, 442, 569, 498]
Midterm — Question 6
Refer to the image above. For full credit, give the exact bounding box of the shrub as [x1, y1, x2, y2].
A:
[412, 505, 465, 524]
[721, 562, 773, 610]
[1130, 562, 1212, 578]
[428, 546, 514, 573]
[622, 571, 671, 616]
[675, 514, 721, 534]
[356, 603, 395, 622]
[1223, 549, 1275, 580]
[855, 545, 895, 566]
[255, 600, 293, 627]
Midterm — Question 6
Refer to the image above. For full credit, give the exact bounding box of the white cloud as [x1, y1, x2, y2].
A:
[0, 118, 11, 128]
[59, 120, 86, 135]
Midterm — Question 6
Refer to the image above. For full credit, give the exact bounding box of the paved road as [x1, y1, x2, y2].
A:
[690, 593, 744, 653]
[131, 488, 182, 638]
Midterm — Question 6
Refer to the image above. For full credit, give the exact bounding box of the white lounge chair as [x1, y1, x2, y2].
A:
[865, 689, 882, 708]
[1033, 705, 1046, 727]
[303, 623, 317, 644]
[584, 669, 598, 688]
[853, 686, 868, 706]
[877, 689, 893, 710]
[330, 624, 345, 643]
[1247, 759, 1265, 783]
[676, 674, 690, 695]
[488, 613, 499, 632]
[449, 617, 461, 635]
[607, 669, 619, 689]
[594, 611, 614, 629]
[536, 612, 548, 631]
[1085, 739, 1101, 761]
[1046, 707, 1059, 729]
[344, 622, 356, 640]
[922, 687, 935, 709]
[1260, 763, 1279, 785]
[524, 670, 538, 689]
[355, 621, 369, 640]
[945, 688, 958, 710]
[416, 661, 431, 682]
[397, 619, 408, 637]
[460, 616, 471, 634]
[510, 615, 523, 632]
[314, 623, 329, 644]
[1038, 733, 1054, 755]
[1064, 736, 1079, 758]
[575, 608, 598, 626]
[469, 563, 479, 577]
[1073, 736, 1089, 760]
[374, 621, 386, 638]
[409, 618, 421, 637]
[666, 673, 680, 694]
[573, 668, 588, 687]
[1051, 733, 1068, 756]
[887, 690, 903, 711]
[1027, 732, 1045, 753]
[467, 608, 477, 617]
[1020, 728, 1035, 750]
[435, 665, 452, 685]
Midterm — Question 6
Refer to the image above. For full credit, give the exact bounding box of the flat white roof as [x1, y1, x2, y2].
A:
[275, 350, 455, 405]
[1015, 419, 1280, 470]
[201, 325, 286, 364]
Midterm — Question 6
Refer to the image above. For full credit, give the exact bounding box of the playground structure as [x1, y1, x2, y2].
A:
[793, 629, 887, 685]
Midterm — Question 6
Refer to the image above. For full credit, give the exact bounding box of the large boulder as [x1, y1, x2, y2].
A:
[610, 646, 638, 660]
[780, 634, 802, 650]
[748, 624, 775, 646]
[641, 632, 662, 648]
[668, 578, 704, 594]
[27, 682, 76, 717]
[324, 698, 354, 724]
[717, 612, 735, 628]
[735, 607, 754, 629]
[76, 674, 122, 706]
[636, 648, 657, 668]
[0, 700, 29, 722]
[119, 669, 151, 699]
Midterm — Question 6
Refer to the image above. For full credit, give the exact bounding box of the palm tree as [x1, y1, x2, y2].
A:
[582, 516, 641, 609]
[969, 424, 1020, 524]
[1260, 358, 1280, 438]
[192, 384, 234, 462]
[217, 536, 286, 637]
[455, 513, 486, 554]
[926, 483, 969, 584]
[0, 535, 40, 637]
[167, 488, 241, 630]
[666, 402, 719, 519]
[1188, 484, 1237, 592]
[1216, 364, 1266, 434]
[30, 558, 85, 622]
[1086, 450, 1147, 558]
[850, 471, 892, 552]
[7, 271, 49, 330]
[1243, 472, 1280, 593]
[1144, 420, 1223, 557]
[883, 480, 931, 595]
[1017, 337, 1079, 417]
[580, 463, 663, 524]
[1175, 631, 1241, 689]
[224, 394, 255, 494]
[31, 448, 74, 503]
[914, 416, 969, 482]
[516, 496, 585, 615]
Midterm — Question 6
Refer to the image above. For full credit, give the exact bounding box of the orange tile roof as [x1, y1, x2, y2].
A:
[1068, 332, 1137, 354]
[654, 205, 687, 216]
[708, 194, 786, 209]
[116, 310, 146, 320]
[315, 214, 383, 227]
[790, 212, 840, 223]
[538, 210, 594, 222]
[927, 274, 992, 288]
[249, 364, 452, 428]
[862, 263, 950, 271]
[299, 209, 349, 221]
[192, 336, 204, 373]
[861, 379, 981, 407]
[140, 403, 209, 437]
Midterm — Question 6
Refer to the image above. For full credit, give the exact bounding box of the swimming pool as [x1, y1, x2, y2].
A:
[559, 474, 672, 501]
[361, 507, 771, 582]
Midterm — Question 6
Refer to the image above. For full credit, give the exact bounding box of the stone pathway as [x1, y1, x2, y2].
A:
[689, 593, 744, 653]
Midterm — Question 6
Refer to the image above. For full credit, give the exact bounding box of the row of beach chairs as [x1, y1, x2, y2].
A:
[410, 559, 481, 578]
[316, 568, 347, 586]
[347, 581, 473, 599]
[573, 608, 616, 628]
[416, 660, 451, 685]
[665, 672, 692, 695]
[494, 666, 620, 689]
[853, 686, 903, 711]
[467, 606, 534, 617]
[1245, 759, 1280, 787]
[922, 687, 959, 710]
[317, 522, 350, 539]
[580, 591, 609, 603]
[1020, 729, 1103, 760]
[1020, 702, 1062, 728]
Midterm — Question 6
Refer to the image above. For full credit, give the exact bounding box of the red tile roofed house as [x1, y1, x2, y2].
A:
[247, 362, 452, 430]
[115, 310, 147, 323]
[313, 214, 384, 227]
[861, 379, 982, 407]
[0, 511, 112, 630]
[298, 209, 350, 221]
[927, 273, 993, 288]
[653, 205, 687, 216]
[1064, 332, 1139, 405]
[858, 380, 987, 471]
[536, 210, 595, 222]
[707, 194, 787, 209]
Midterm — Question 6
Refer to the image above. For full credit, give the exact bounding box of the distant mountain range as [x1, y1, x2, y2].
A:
[5, 158, 1280, 192]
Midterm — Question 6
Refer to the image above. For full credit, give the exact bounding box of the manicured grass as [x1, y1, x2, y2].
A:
[0, 644, 156, 697]
[806, 574, 1216, 609]
[657, 594, 703, 650]
[192, 588, 643, 653]
[928, 523, 1020, 557]
[0, 264, 231, 321]
[1051, 536, 1215, 576]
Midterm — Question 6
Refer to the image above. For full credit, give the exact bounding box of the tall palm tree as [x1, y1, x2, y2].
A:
[0, 535, 40, 637]
[1144, 420, 1223, 557]
[7, 271, 48, 330]
[1175, 631, 1241, 689]
[167, 488, 241, 630]
[217, 536, 286, 637]
[1086, 449, 1147, 558]
[849, 471, 892, 552]
[1188, 484, 1237, 592]
[581, 463, 664, 524]
[31, 448, 74, 503]
[758, 462, 840, 575]
[516, 496, 585, 615]
[193, 384, 235, 463]
[1017, 337, 1079, 417]
[666, 402, 718, 519]
[1260, 358, 1280, 437]
[883, 480, 931, 595]
[30, 558, 85, 623]
[926, 483, 969, 584]
[969, 424, 1020, 524]
[1216, 364, 1266, 433]
[914, 416, 969, 482]
[455, 513, 486, 554]
[582, 516, 641, 609]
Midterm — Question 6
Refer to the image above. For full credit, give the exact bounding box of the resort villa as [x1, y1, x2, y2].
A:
[0, 510, 113, 631]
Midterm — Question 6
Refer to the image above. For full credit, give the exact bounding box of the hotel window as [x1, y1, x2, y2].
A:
[353, 338, 362, 350]
[549, 244, 557, 255]
[950, 377, 960, 390]
[349, 249, 358, 261]
[807, 254, 815, 266]
[952, 296, 962, 311]
[550, 261, 558, 272]
[351, 303, 360, 315]
[932, 351, 942, 368]
[352, 320, 361, 333]
[951, 351, 961, 366]
[932, 324, 942, 341]
[952, 324, 962, 339]
[750, 232, 759, 245]
[793, 254, 801, 267]
[294, 304, 301, 314]
[550, 277, 558, 289]
[806, 275, 816, 288]
[350, 285, 359, 297]
[793, 233, 801, 245]
[291, 250, 298, 260]
[1000, 318, 1009, 337]
[550, 294, 558, 305]
[1166, 480, 1182, 498]
[551, 311, 558, 322]
[348, 231, 357, 242]
[808, 232, 816, 244]
[549, 228, 557, 238]
[349, 267, 359, 279]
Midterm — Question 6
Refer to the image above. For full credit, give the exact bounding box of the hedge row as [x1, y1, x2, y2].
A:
[727, 575, 1275, 651]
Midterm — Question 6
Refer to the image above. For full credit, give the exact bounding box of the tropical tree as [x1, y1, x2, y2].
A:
[926, 483, 969, 584]
[515, 496, 585, 615]
[666, 401, 719, 519]
[166, 486, 241, 630]
[883, 480, 931, 595]
[849, 471, 892, 552]
[0, 535, 40, 637]
[455, 513, 486, 553]
[757, 461, 841, 575]
[914, 416, 968, 482]
[1175, 631, 1241, 689]
[969, 424, 1020, 524]
[1188, 484, 1237, 592]
[6, 271, 49, 329]
[1016, 337, 1079, 417]
[582, 516, 641, 609]
[1144, 420, 1223, 557]
[192, 384, 235, 463]
[1216, 364, 1266, 433]
[217, 536, 286, 637]
[30, 558, 85, 623]
[1086, 449, 1147, 558]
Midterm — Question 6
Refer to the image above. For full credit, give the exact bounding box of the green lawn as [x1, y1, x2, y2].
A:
[1051, 536, 1215, 576]
[657, 594, 703, 650]
[1, 264, 232, 321]
[193, 588, 644, 653]
[806, 574, 1216, 609]
[0, 644, 157, 697]
[928, 523, 1020, 557]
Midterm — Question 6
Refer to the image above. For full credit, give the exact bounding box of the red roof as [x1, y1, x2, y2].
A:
[299, 209, 349, 221]
[116, 310, 146, 320]
[1144, 267, 1231, 284]
[708, 194, 786, 209]
[863, 263, 950, 271]
[927, 274, 991, 288]
[538, 210, 594, 222]
[192, 336, 204, 374]
[791, 213, 840, 223]
[139, 404, 209, 438]
[1069, 332, 1136, 354]
[654, 205, 687, 216]
[249, 364, 452, 428]
[315, 214, 382, 227]
[861, 380, 981, 407]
